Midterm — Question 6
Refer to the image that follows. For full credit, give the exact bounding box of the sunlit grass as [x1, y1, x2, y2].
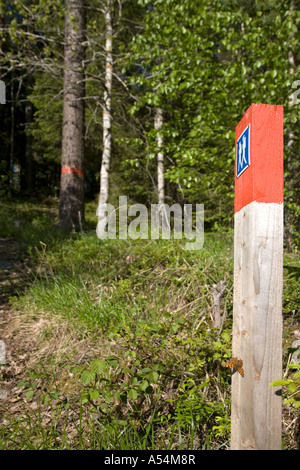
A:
[1, 198, 299, 450]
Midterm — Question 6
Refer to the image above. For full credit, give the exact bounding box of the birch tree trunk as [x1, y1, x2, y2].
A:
[57, 0, 86, 232]
[24, 95, 33, 191]
[154, 107, 164, 229]
[96, 0, 113, 238]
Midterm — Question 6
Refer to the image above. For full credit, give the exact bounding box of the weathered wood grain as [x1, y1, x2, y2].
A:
[231, 202, 283, 450]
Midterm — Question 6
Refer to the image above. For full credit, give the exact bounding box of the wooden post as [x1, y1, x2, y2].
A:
[231, 103, 284, 450]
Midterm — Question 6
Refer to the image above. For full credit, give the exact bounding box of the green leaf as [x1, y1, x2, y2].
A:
[90, 359, 107, 375]
[26, 390, 35, 400]
[270, 379, 290, 387]
[139, 380, 149, 391]
[122, 367, 134, 374]
[198, 381, 210, 390]
[221, 332, 231, 343]
[288, 383, 297, 394]
[17, 380, 28, 388]
[106, 356, 119, 368]
[140, 368, 151, 373]
[80, 391, 89, 405]
[146, 371, 159, 383]
[117, 420, 128, 426]
[70, 366, 84, 374]
[128, 388, 138, 401]
[288, 363, 300, 369]
[89, 390, 99, 401]
[283, 398, 295, 405]
[80, 370, 96, 386]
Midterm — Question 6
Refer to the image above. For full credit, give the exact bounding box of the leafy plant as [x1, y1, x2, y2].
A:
[270, 364, 300, 409]
[74, 353, 160, 416]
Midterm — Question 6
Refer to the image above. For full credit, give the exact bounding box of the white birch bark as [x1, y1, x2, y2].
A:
[97, 0, 113, 238]
[154, 107, 164, 230]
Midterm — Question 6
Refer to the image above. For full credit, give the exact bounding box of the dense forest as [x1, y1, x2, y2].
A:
[0, 0, 300, 452]
[0, 0, 299, 243]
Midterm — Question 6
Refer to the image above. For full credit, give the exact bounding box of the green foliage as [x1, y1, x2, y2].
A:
[29, 73, 63, 165]
[75, 353, 159, 407]
[1, 201, 300, 449]
[2, 203, 235, 448]
[283, 260, 300, 334]
[68, 310, 233, 447]
[2, 0, 300, 449]
[270, 364, 300, 409]
[0, 199, 57, 242]
[2, 0, 300, 239]
[126, 0, 300, 231]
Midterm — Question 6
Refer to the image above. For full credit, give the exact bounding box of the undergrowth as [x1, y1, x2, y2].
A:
[0, 199, 299, 450]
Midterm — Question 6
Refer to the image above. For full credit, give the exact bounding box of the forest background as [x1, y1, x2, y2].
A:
[0, 0, 300, 451]
[0, 0, 299, 242]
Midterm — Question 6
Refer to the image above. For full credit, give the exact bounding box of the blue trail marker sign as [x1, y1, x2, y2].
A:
[236, 124, 250, 178]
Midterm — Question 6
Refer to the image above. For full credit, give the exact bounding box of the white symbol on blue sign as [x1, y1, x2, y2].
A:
[236, 124, 250, 178]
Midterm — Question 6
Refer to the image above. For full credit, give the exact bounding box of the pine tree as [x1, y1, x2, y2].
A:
[57, 0, 86, 232]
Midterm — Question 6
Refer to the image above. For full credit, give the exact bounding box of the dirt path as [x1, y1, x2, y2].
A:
[0, 238, 32, 405]
[0, 238, 23, 353]
[0, 237, 103, 448]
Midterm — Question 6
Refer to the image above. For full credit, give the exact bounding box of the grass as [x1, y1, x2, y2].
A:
[15, 232, 233, 331]
[0, 197, 299, 450]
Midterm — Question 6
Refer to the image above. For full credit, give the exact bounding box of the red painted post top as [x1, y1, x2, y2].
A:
[234, 103, 284, 214]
